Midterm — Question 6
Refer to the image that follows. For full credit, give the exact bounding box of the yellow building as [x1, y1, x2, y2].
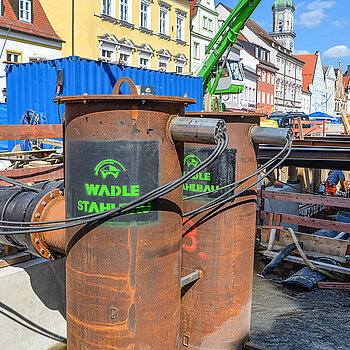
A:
[40, 0, 190, 73]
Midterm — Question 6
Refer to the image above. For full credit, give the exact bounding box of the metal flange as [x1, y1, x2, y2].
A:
[29, 188, 65, 260]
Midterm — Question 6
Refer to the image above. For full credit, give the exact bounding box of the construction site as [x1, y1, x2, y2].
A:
[0, 0, 349, 349]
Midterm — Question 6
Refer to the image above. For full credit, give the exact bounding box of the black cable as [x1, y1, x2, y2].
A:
[0, 132, 228, 234]
[0, 174, 41, 193]
[183, 136, 292, 217]
[184, 135, 291, 201]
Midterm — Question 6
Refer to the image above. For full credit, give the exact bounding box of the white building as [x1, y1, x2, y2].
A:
[190, 0, 219, 74]
[300, 88, 311, 114]
[0, 0, 62, 102]
[323, 65, 336, 116]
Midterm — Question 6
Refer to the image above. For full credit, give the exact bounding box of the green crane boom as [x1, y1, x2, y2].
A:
[196, 0, 262, 95]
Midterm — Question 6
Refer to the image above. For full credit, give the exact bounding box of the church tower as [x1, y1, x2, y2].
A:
[271, 0, 296, 53]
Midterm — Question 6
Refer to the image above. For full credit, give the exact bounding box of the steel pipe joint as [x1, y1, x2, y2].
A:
[168, 116, 226, 145]
[250, 126, 292, 145]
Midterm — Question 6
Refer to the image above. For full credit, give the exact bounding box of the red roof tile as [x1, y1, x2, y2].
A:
[343, 76, 350, 89]
[190, 0, 198, 17]
[0, 0, 62, 42]
[295, 54, 318, 92]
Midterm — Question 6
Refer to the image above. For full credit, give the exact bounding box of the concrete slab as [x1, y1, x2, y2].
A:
[0, 257, 67, 350]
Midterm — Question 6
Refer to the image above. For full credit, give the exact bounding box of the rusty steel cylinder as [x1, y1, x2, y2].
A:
[57, 78, 194, 349]
[180, 112, 262, 350]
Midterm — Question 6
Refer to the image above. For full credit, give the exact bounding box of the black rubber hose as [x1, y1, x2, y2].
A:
[262, 242, 302, 276]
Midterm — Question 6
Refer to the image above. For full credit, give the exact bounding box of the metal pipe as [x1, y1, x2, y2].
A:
[169, 116, 226, 144]
[250, 126, 292, 145]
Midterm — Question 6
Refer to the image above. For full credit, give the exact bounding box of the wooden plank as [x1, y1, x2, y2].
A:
[318, 282, 350, 290]
[259, 210, 350, 233]
[341, 109, 350, 135]
[260, 227, 350, 259]
[0, 124, 62, 141]
[0, 252, 31, 268]
[41, 139, 63, 148]
[261, 190, 350, 209]
[0, 165, 63, 185]
[263, 250, 350, 275]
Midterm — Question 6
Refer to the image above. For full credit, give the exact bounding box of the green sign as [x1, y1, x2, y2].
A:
[66, 140, 159, 224]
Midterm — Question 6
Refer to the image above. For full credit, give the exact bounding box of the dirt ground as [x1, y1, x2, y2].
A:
[250, 258, 350, 350]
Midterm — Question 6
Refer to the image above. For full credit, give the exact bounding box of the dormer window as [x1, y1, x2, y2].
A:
[19, 0, 31, 22]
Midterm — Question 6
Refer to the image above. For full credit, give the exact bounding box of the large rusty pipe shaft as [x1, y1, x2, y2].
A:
[250, 126, 292, 145]
[169, 116, 226, 144]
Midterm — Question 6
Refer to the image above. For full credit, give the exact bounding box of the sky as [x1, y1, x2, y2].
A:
[215, 0, 350, 69]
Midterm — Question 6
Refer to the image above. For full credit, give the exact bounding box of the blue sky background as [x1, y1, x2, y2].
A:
[215, 0, 350, 69]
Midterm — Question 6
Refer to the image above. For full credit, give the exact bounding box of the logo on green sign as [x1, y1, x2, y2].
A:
[94, 159, 126, 179]
[184, 154, 202, 168]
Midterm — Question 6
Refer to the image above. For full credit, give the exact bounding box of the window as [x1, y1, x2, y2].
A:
[101, 49, 113, 62]
[208, 19, 213, 32]
[119, 53, 130, 65]
[262, 71, 266, 83]
[120, 0, 128, 21]
[19, 0, 31, 22]
[102, 0, 111, 15]
[255, 47, 259, 58]
[194, 42, 199, 59]
[271, 74, 274, 85]
[267, 72, 270, 84]
[203, 16, 208, 30]
[271, 94, 274, 105]
[6, 51, 21, 63]
[176, 16, 184, 40]
[139, 57, 149, 69]
[158, 61, 167, 71]
[267, 93, 270, 105]
[176, 65, 183, 74]
[160, 9, 166, 34]
[141, 2, 149, 28]
[262, 92, 265, 104]
[257, 69, 261, 82]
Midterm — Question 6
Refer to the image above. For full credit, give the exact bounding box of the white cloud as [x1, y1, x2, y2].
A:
[294, 49, 310, 55]
[297, 0, 336, 28]
[332, 19, 349, 27]
[323, 45, 350, 58]
[306, 0, 336, 10]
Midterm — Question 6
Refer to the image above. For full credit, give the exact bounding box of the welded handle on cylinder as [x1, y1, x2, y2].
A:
[250, 126, 292, 145]
[112, 77, 138, 95]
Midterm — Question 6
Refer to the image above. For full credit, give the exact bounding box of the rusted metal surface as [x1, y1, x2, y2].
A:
[260, 189, 350, 209]
[61, 81, 194, 349]
[0, 124, 62, 140]
[317, 282, 350, 290]
[259, 211, 350, 233]
[0, 165, 63, 185]
[180, 112, 260, 349]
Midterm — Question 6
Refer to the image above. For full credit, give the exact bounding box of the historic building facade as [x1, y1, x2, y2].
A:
[334, 61, 347, 114]
[190, 0, 219, 74]
[323, 65, 336, 117]
[296, 52, 326, 114]
[0, 0, 62, 102]
[41, 0, 190, 73]
[271, 0, 296, 54]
